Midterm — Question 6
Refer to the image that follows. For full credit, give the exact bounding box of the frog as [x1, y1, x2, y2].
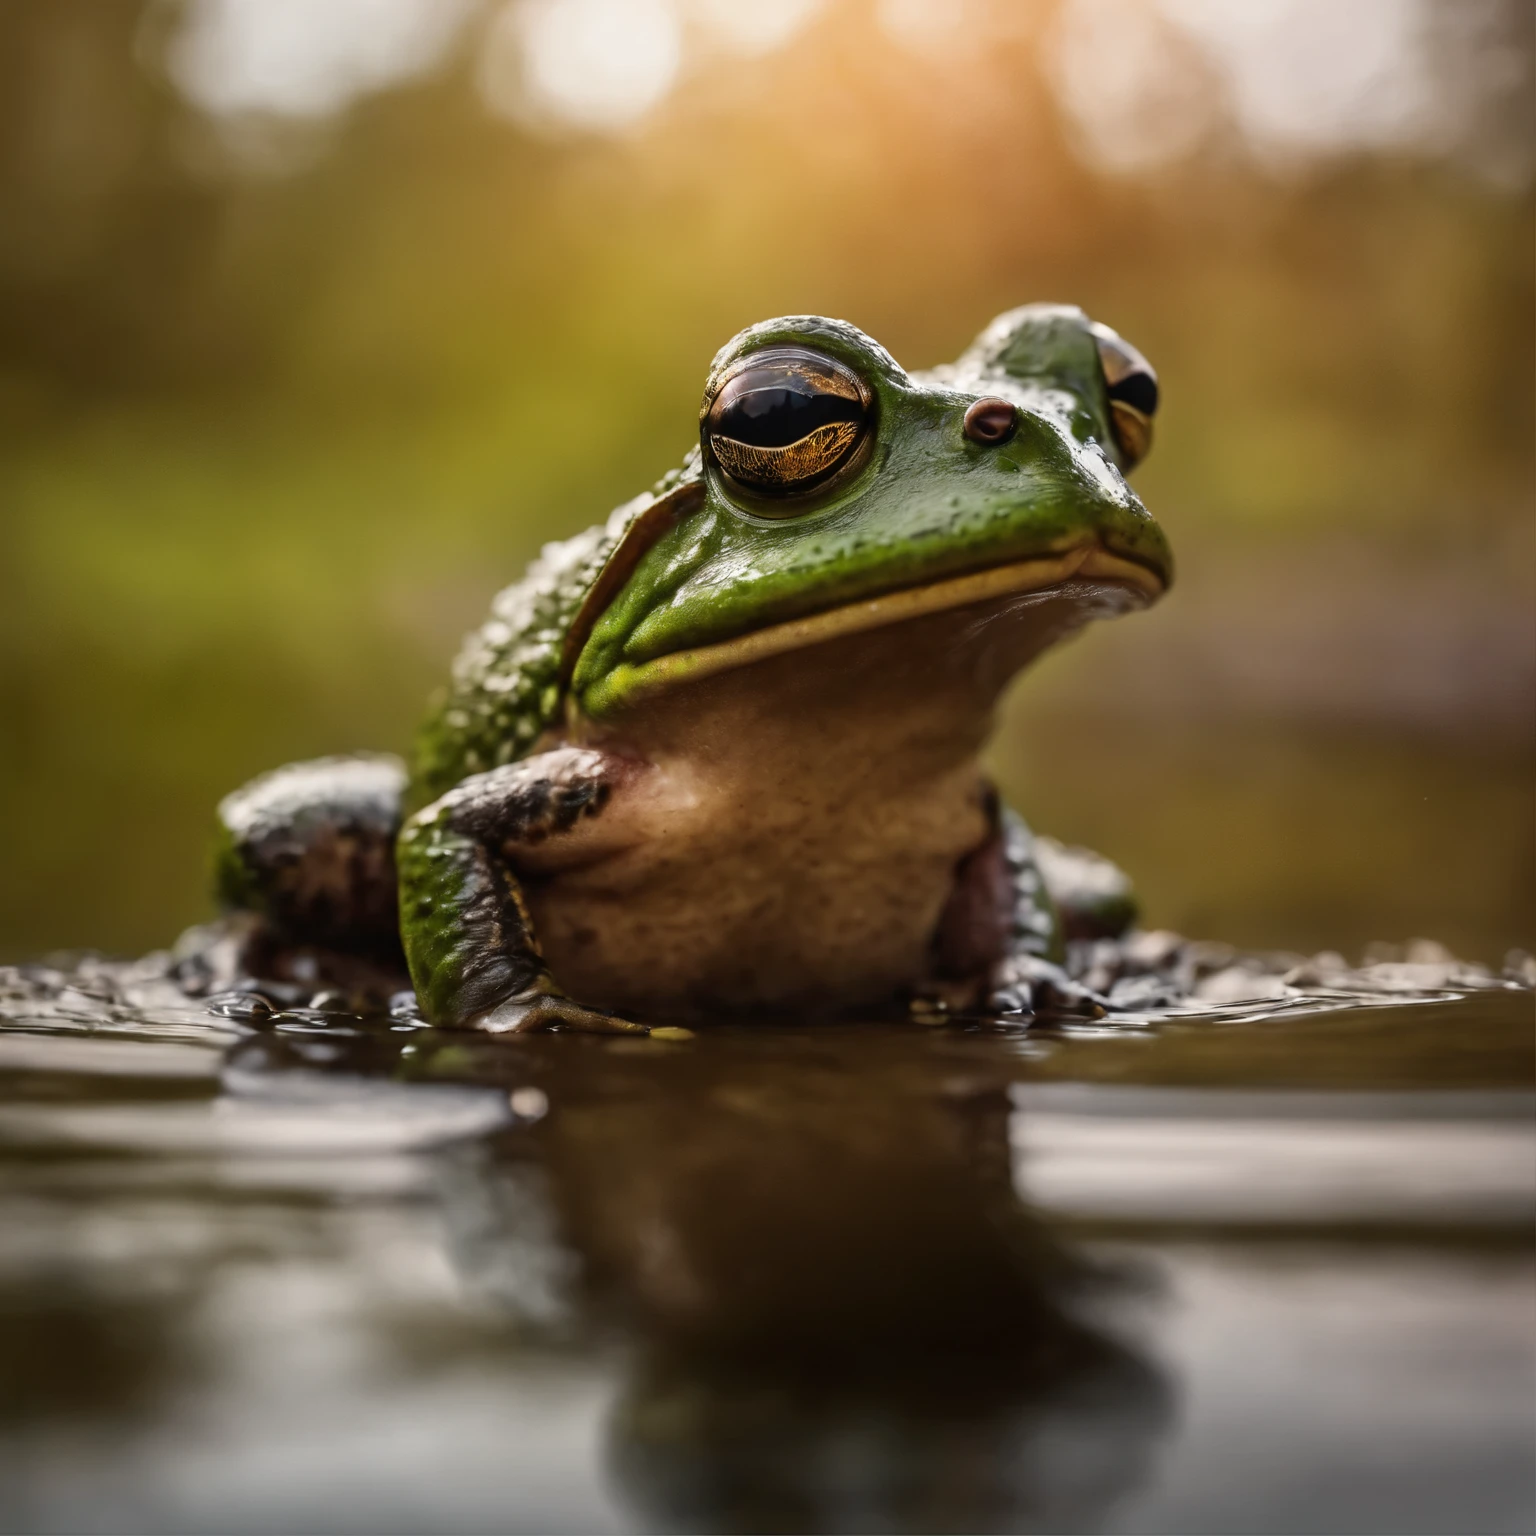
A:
[212, 304, 1170, 1032]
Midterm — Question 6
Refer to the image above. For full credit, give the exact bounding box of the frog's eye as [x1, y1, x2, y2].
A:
[1090, 322, 1158, 471]
[703, 348, 872, 500]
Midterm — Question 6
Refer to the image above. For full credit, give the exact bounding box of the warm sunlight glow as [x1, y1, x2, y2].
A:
[168, 0, 472, 117]
[162, 0, 1529, 185]
[479, 0, 683, 131]
[876, 0, 970, 52]
[695, 0, 823, 56]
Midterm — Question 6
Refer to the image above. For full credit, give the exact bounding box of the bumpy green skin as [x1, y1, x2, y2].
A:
[214, 754, 407, 952]
[412, 459, 699, 806]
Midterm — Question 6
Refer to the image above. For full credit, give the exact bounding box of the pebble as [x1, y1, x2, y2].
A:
[204, 991, 274, 1022]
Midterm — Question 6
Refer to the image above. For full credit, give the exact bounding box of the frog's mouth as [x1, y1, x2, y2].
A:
[597, 540, 1161, 705]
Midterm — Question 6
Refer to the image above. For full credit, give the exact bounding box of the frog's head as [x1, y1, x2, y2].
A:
[569, 306, 1171, 720]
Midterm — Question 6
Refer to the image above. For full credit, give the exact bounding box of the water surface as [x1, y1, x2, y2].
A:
[0, 961, 1530, 1534]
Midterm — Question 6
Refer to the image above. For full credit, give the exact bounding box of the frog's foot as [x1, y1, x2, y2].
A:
[468, 985, 648, 1036]
[987, 954, 1108, 1023]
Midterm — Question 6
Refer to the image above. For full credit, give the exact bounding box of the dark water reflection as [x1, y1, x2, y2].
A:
[0, 972, 1531, 1534]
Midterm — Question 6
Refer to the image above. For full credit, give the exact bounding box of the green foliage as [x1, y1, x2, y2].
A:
[0, 1, 1530, 959]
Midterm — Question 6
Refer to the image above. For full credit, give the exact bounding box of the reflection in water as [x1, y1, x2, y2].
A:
[424, 1042, 1173, 1532]
[610, 1338, 1167, 1536]
[0, 1271, 199, 1430]
[0, 963, 1531, 1533]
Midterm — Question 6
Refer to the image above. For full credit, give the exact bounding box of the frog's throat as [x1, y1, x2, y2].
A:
[590, 542, 1159, 709]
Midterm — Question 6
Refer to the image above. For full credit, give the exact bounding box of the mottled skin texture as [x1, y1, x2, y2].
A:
[215, 305, 1172, 1031]
[214, 755, 406, 954]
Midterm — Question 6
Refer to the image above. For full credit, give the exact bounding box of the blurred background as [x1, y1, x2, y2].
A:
[0, 0, 1530, 967]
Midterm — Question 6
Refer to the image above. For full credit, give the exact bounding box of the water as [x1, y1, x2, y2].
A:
[0, 956, 1531, 1534]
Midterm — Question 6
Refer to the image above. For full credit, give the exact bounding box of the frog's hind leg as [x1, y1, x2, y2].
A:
[213, 754, 409, 996]
[397, 748, 647, 1035]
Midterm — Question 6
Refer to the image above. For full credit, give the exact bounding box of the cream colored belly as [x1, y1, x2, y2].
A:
[515, 589, 1083, 1019]
[523, 752, 990, 1019]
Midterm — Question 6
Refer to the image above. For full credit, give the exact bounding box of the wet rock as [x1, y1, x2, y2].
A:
[389, 990, 424, 1022]
[1106, 974, 1184, 1010]
[1285, 951, 1351, 986]
[1193, 966, 1291, 1005]
[1503, 950, 1536, 987]
[1181, 941, 1239, 979]
[1354, 960, 1496, 994]
[205, 992, 274, 1022]
[269, 1008, 362, 1032]
[4, 919, 1532, 1040]
[1120, 929, 1187, 972]
[1404, 938, 1460, 966]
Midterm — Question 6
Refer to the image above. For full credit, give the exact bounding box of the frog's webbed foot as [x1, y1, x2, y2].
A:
[986, 953, 1108, 1023]
[910, 956, 1107, 1025]
[469, 983, 648, 1036]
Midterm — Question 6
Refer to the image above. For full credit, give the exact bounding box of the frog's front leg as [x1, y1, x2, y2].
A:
[929, 793, 1115, 1023]
[990, 807, 1149, 1021]
[397, 748, 646, 1034]
[982, 806, 1111, 1021]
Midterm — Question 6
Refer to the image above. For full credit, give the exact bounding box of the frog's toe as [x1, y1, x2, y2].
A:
[988, 956, 1108, 1023]
[467, 990, 649, 1035]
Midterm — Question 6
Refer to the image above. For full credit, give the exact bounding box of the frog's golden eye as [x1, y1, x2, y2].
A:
[1090, 322, 1159, 471]
[704, 348, 871, 500]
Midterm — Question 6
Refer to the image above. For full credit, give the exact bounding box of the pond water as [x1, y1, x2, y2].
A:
[0, 953, 1531, 1534]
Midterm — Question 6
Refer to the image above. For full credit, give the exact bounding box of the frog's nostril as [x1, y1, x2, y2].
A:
[963, 397, 1018, 446]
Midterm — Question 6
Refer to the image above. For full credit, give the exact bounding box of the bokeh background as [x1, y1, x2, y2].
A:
[1, 0, 1531, 967]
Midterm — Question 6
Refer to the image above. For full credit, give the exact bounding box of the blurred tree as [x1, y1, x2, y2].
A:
[0, 0, 1530, 960]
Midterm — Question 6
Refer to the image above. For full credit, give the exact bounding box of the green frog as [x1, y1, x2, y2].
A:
[213, 305, 1170, 1032]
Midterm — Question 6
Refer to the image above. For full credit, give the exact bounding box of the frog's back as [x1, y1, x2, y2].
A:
[410, 525, 608, 805]
[411, 466, 695, 806]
